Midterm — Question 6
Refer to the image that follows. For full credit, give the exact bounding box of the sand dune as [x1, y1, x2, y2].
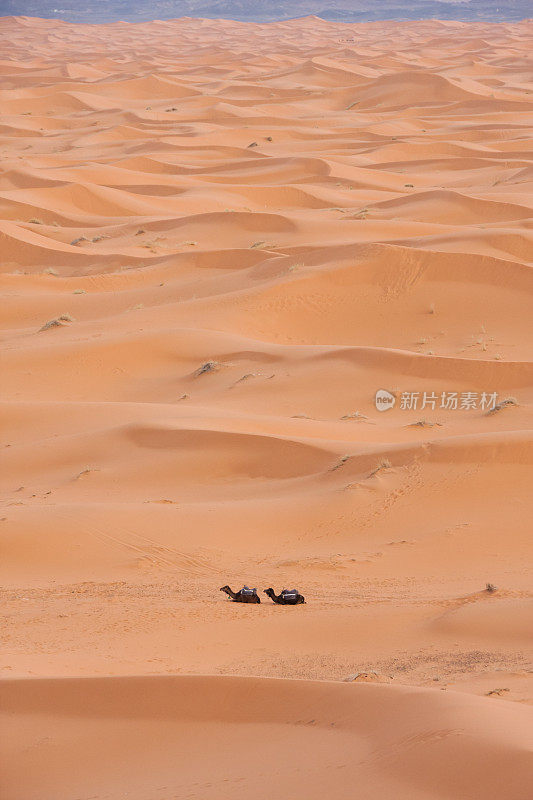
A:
[1, 13, 532, 800]
[363, 189, 533, 224]
[2, 675, 532, 800]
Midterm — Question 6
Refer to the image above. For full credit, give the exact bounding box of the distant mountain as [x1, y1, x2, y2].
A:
[0, 0, 530, 24]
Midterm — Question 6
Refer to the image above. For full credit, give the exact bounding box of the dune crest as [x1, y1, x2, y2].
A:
[2, 675, 533, 800]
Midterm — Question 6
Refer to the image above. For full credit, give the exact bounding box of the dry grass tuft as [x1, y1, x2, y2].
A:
[74, 467, 99, 480]
[195, 360, 220, 377]
[368, 458, 392, 477]
[486, 397, 518, 415]
[331, 455, 351, 471]
[38, 314, 74, 332]
[343, 671, 386, 683]
[233, 373, 261, 386]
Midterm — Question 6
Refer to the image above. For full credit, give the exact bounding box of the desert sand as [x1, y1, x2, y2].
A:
[0, 14, 532, 800]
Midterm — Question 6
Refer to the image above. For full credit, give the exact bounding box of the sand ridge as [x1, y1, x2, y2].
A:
[0, 14, 532, 800]
[2, 675, 533, 800]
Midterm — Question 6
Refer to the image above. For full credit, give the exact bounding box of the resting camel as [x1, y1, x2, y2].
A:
[264, 588, 305, 605]
[220, 585, 261, 603]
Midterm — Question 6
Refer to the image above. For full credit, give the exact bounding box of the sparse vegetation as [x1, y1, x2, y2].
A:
[485, 583, 498, 592]
[38, 314, 74, 332]
[195, 360, 220, 377]
[486, 397, 517, 415]
[331, 454, 351, 471]
[343, 671, 379, 682]
[368, 458, 392, 477]
[233, 372, 260, 385]
[29, 218, 43, 224]
[74, 467, 99, 480]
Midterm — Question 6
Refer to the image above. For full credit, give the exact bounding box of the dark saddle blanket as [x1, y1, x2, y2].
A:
[241, 586, 258, 596]
[281, 589, 298, 599]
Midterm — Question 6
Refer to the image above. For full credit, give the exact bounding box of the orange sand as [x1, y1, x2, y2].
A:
[0, 14, 532, 800]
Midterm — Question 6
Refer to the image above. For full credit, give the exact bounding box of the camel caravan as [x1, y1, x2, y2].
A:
[220, 585, 305, 605]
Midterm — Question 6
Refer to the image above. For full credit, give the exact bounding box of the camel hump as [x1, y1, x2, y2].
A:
[241, 585, 257, 595]
[282, 589, 298, 595]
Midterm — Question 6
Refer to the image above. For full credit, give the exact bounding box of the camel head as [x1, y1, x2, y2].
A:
[263, 588, 275, 597]
[220, 585, 231, 594]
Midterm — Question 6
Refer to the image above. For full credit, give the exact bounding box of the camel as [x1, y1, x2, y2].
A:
[264, 588, 305, 605]
[220, 585, 261, 603]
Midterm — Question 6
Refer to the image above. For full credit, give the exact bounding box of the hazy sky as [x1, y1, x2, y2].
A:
[0, 0, 529, 24]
